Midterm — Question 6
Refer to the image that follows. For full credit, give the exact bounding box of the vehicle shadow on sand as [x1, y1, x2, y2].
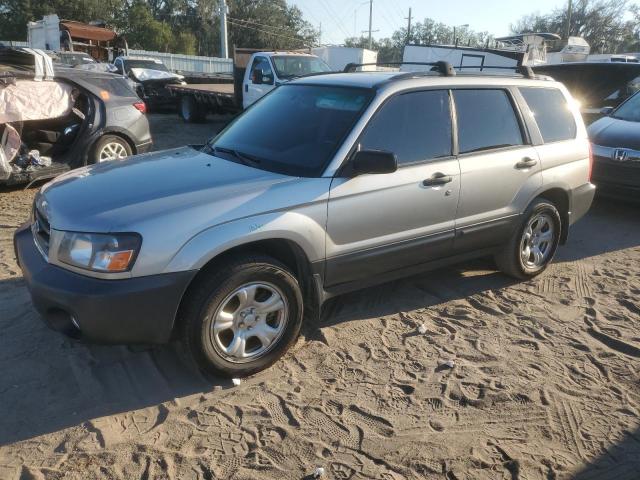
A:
[0, 197, 638, 447]
[0, 275, 218, 445]
[554, 196, 640, 263]
[571, 424, 640, 479]
[0, 260, 518, 446]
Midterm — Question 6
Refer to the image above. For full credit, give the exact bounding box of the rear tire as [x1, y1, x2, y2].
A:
[91, 135, 132, 164]
[178, 254, 304, 377]
[495, 199, 561, 280]
[180, 96, 207, 123]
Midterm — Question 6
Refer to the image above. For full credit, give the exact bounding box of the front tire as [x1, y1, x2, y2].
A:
[495, 199, 561, 280]
[179, 254, 304, 377]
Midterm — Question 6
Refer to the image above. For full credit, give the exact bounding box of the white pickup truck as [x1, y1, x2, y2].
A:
[168, 49, 332, 122]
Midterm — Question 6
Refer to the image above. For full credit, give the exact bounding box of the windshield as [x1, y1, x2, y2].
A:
[124, 60, 168, 72]
[272, 56, 331, 79]
[612, 92, 640, 122]
[208, 84, 372, 177]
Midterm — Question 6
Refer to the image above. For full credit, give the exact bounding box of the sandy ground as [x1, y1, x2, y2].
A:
[0, 114, 639, 479]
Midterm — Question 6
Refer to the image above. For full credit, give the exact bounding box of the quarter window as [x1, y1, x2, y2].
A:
[359, 90, 452, 165]
[453, 89, 524, 154]
[519, 87, 577, 143]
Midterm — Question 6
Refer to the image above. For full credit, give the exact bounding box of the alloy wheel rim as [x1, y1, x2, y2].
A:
[99, 142, 128, 162]
[520, 213, 555, 269]
[211, 282, 288, 363]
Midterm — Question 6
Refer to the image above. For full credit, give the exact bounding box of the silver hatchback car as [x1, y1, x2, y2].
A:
[14, 65, 595, 377]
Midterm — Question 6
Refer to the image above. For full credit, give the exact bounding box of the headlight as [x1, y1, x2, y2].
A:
[57, 232, 142, 272]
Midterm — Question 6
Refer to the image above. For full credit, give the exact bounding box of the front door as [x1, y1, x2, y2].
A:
[325, 90, 461, 287]
[243, 56, 274, 109]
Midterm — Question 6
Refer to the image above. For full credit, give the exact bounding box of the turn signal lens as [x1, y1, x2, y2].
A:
[99, 90, 110, 100]
[94, 250, 135, 272]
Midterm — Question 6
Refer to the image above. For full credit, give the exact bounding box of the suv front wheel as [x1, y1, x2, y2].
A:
[179, 254, 304, 377]
[496, 198, 562, 280]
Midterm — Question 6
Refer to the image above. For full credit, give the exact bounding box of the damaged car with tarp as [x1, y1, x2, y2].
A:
[112, 56, 185, 109]
[1, 48, 152, 187]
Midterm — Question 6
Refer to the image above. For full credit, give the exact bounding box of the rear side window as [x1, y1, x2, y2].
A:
[359, 90, 452, 165]
[88, 77, 137, 98]
[453, 89, 524, 154]
[519, 87, 577, 143]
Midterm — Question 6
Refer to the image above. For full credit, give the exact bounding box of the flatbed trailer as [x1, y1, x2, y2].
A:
[168, 82, 238, 122]
[168, 47, 328, 123]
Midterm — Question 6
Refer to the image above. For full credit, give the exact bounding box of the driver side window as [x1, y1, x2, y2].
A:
[250, 57, 274, 85]
[359, 90, 453, 166]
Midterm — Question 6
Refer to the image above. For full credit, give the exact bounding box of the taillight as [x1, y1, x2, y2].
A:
[133, 101, 147, 114]
[588, 143, 593, 182]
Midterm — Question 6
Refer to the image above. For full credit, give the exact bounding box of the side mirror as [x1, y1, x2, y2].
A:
[600, 106, 614, 116]
[262, 72, 274, 85]
[351, 150, 397, 175]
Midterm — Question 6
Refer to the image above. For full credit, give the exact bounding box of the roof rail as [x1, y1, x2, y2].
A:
[455, 64, 537, 79]
[343, 61, 456, 76]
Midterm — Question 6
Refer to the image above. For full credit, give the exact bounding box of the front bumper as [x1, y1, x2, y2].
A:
[14, 224, 196, 344]
[592, 154, 640, 201]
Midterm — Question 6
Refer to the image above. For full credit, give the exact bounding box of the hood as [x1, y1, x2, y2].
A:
[588, 116, 640, 149]
[129, 68, 183, 83]
[40, 146, 304, 232]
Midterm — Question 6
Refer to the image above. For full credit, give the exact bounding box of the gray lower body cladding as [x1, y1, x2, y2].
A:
[14, 225, 196, 344]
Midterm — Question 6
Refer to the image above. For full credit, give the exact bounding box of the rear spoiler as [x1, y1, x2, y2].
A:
[0, 47, 55, 81]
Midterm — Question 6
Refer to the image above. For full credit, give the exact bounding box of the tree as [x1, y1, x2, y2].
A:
[0, 0, 318, 56]
[345, 20, 493, 64]
[512, 0, 636, 53]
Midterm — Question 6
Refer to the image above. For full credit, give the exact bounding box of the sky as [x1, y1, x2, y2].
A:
[287, 0, 628, 45]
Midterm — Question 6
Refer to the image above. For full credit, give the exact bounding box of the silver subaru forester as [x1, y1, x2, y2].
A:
[14, 66, 595, 377]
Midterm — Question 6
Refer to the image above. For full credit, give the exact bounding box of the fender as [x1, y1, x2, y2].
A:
[164, 209, 327, 274]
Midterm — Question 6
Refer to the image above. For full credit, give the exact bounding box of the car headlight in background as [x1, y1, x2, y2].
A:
[57, 232, 142, 272]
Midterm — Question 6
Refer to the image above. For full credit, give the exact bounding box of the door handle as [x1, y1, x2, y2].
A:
[422, 172, 453, 186]
[515, 157, 538, 169]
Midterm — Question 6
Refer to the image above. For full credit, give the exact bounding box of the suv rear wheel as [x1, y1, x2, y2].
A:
[179, 254, 304, 377]
[92, 135, 132, 163]
[495, 198, 561, 279]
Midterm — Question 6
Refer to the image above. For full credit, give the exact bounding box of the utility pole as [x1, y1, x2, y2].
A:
[219, 0, 228, 59]
[565, 0, 573, 39]
[368, 0, 373, 50]
[405, 7, 412, 43]
[319, 22, 322, 46]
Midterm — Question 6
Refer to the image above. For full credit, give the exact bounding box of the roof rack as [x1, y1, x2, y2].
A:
[455, 64, 536, 78]
[343, 61, 456, 76]
[342, 61, 540, 80]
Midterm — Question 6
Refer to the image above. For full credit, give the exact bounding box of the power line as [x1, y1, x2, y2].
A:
[378, 4, 399, 32]
[317, 0, 351, 39]
[228, 16, 302, 33]
[226, 18, 310, 45]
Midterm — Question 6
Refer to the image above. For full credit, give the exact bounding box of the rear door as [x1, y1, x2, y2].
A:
[325, 89, 461, 286]
[452, 88, 542, 252]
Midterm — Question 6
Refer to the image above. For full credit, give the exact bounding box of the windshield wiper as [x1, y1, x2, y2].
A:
[212, 146, 262, 167]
